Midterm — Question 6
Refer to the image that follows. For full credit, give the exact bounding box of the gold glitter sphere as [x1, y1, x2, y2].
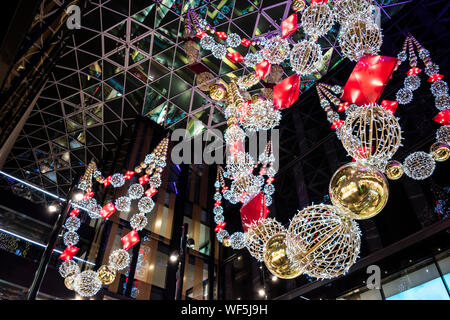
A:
[292, 0, 306, 12]
[209, 83, 228, 101]
[329, 162, 389, 219]
[263, 233, 304, 279]
[64, 275, 75, 290]
[385, 160, 404, 180]
[223, 236, 231, 247]
[196, 72, 215, 91]
[430, 142, 450, 162]
[97, 265, 116, 285]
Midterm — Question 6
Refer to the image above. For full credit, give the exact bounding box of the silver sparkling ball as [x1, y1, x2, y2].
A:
[130, 214, 148, 231]
[128, 183, 144, 200]
[436, 125, 450, 145]
[144, 153, 155, 164]
[320, 99, 330, 108]
[404, 75, 421, 91]
[156, 158, 166, 168]
[211, 44, 227, 59]
[435, 94, 450, 111]
[265, 195, 273, 206]
[403, 151, 436, 180]
[149, 174, 161, 188]
[115, 196, 131, 212]
[109, 249, 130, 270]
[230, 232, 246, 250]
[200, 35, 215, 50]
[396, 88, 413, 104]
[327, 112, 340, 123]
[261, 36, 290, 64]
[214, 181, 220, 188]
[418, 49, 430, 60]
[345, 104, 359, 117]
[266, 166, 277, 177]
[110, 173, 125, 188]
[138, 196, 155, 213]
[65, 216, 81, 231]
[59, 260, 80, 278]
[63, 231, 79, 246]
[431, 81, 448, 97]
[88, 205, 102, 219]
[226, 33, 241, 48]
[223, 190, 233, 201]
[214, 193, 222, 201]
[332, 85, 343, 95]
[214, 214, 224, 224]
[216, 229, 229, 243]
[397, 51, 407, 62]
[213, 206, 224, 216]
[264, 183, 275, 196]
[244, 52, 263, 68]
[425, 63, 439, 76]
[73, 270, 102, 298]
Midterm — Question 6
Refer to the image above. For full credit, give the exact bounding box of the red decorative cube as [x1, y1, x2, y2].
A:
[100, 202, 116, 219]
[428, 74, 444, 83]
[216, 31, 227, 39]
[266, 177, 275, 185]
[103, 176, 112, 187]
[406, 67, 422, 76]
[381, 100, 398, 114]
[70, 208, 80, 217]
[255, 59, 271, 79]
[331, 120, 344, 129]
[124, 171, 135, 180]
[433, 110, 450, 125]
[240, 192, 269, 232]
[226, 51, 244, 63]
[60, 245, 79, 261]
[83, 191, 94, 199]
[139, 174, 149, 185]
[196, 30, 207, 39]
[215, 222, 226, 233]
[338, 102, 349, 112]
[282, 13, 297, 38]
[122, 229, 140, 250]
[241, 38, 251, 47]
[341, 55, 398, 106]
[273, 74, 301, 110]
[145, 187, 158, 197]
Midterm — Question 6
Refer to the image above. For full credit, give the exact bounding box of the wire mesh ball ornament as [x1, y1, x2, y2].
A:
[261, 36, 291, 64]
[109, 249, 131, 270]
[286, 204, 361, 279]
[199, 35, 215, 50]
[73, 270, 102, 298]
[329, 162, 389, 219]
[128, 183, 144, 200]
[431, 81, 449, 97]
[110, 173, 125, 188]
[227, 152, 256, 177]
[231, 175, 263, 203]
[216, 229, 229, 243]
[196, 72, 215, 91]
[384, 160, 404, 180]
[436, 125, 450, 145]
[149, 174, 162, 188]
[435, 95, 450, 111]
[130, 213, 148, 231]
[224, 125, 246, 145]
[263, 233, 304, 279]
[226, 33, 241, 48]
[115, 196, 131, 212]
[425, 63, 439, 77]
[430, 143, 450, 162]
[64, 231, 79, 246]
[211, 43, 227, 59]
[230, 232, 246, 250]
[403, 151, 436, 180]
[59, 260, 80, 278]
[97, 265, 116, 285]
[244, 52, 263, 68]
[340, 103, 402, 166]
[242, 100, 281, 132]
[301, 3, 335, 39]
[404, 75, 421, 91]
[290, 40, 323, 75]
[65, 216, 81, 231]
[209, 83, 228, 101]
[396, 88, 413, 105]
[245, 218, 287, 261]
[338, 17, 382, 62]
[138, 196, 155, 213]
[333, 0, 374, 24]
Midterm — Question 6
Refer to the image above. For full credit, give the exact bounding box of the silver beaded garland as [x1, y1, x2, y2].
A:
[404, 75, 421, 91]
[226, 33, 241, 48]
[138, 196, 155, 213]
[110, 173, 125, 188]
[396, 88, 413, 104]
[128, 183, 144, 200]
[115, 196, 131, 212]
[63, 231, 79, 246]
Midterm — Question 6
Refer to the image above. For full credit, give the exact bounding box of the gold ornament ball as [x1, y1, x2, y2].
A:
[385, 160, 404, 180]
[197, 72, 215, 91]
[329, 162, 389, 219]
[64, 275, 75, 290]
[209, 84, 227, 101]
[263, 233, 304, 279]
[292, 0, 306, 12]
[223, 236, 231, 247]
[430, 142, 450, 162]
[97, 265, 116, 285]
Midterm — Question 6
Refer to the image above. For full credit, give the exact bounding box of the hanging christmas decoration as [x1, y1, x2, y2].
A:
[245, 218, 287, 261]
[261, 36, 291, 65]
[290, 40, 323, 75]
[333, 0, 374, 24]
[403, 151, 436, 180]
[301, 2, 335, 39]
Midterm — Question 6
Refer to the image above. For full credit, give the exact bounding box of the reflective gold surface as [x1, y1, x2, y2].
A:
[97, 265, 116, 285]
[209, 84, 227, 101]
[385, 160, 404, 180]
[263, 233, 303, 279]
[292, 0, 306, 12]
[223, 236, 231, 247]
[329, 162, 389, 219]
[64, 275, 75, 290]
[430, 142, 450, 162]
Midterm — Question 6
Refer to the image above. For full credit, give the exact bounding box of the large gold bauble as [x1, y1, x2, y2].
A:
[196, 72, 215, 91]
[329, 162, 389, 219]
[430, 142, 450, 162]
[245, 218, 286, 261]
[263, 233, 304, 279]
[97, 265, 116, 285]
[340, 103, 402, 167]
[209, 83, 227, 101]
[292, 0, 306, 12]
[64, 275, 75, 290]
[385, 160, 404, 180]
[286, 204, 361, 279]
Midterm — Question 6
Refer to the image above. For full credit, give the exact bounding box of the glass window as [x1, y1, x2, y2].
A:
[436, 250, 450, 290]
[337, 287, 382, 300]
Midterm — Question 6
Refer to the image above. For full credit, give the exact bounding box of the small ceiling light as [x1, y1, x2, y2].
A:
[73, 192, 83, 201]
[258, 289, 265, 297]
[155, 220, 162, 227]
[170, 254, 178, 263]
[272, 275, 278, 282]
[48, 204, 58, 213]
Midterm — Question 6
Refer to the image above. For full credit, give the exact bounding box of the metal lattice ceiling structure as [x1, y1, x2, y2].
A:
[1, 0, 412, 200]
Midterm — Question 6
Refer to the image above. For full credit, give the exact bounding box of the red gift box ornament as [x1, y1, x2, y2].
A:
[281, 13, 297, 39]
[241, 38, 251, 47]
[139, 174, 149, 185]
[331, 120, 344, 129]
[433, 110, 450, 125]
[145, 187, 158, 197]
[428, 74, 444, 83]
[255, 59, 271, 79]
[406, 67, 422, 76]
[100, 202, 116, 219]
[215, 222, 227, 233]
[60, 245, 79, 261]
[226, 51, 244, 63]
[381, 100, 398, 114]
[216, 31, 227, 39]
[338, 102, 349, 112]
[70, 208, 80, 217]
[124, 170, 135, 180]
[104, 176, 112, 187]
[240, 192, 269, 232]
[273, 74, 300, 110]
[341, 55, 398, 106]
[122, 229, 140, 250]
[195, 30, 206, 39]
